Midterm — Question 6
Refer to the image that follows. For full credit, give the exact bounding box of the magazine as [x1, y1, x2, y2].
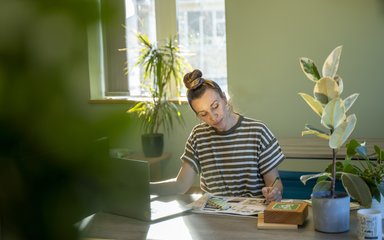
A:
[188, 193, 267, 217]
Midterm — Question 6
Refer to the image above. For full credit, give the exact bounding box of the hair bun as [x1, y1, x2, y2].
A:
[183, 69, 204, 90]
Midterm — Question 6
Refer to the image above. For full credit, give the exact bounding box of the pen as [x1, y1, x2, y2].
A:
[270, 176, 280, 189]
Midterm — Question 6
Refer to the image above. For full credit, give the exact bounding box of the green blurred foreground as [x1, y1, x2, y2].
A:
[0, 1, 128, 239]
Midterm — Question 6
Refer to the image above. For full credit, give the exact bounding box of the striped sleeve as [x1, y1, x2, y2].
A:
[258, 124, 285, 175]
[180, 126, 201, 174]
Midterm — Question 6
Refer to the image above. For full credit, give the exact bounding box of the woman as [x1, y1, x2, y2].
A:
[150, 69, 284, 202]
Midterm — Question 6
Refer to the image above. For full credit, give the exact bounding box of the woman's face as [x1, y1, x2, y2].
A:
[191, 88, 231, 131]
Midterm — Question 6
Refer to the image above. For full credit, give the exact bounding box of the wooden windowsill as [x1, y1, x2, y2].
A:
[119, 152, 172, 165]
[88, 97, 188, 104]
[129, 152, 172, 165]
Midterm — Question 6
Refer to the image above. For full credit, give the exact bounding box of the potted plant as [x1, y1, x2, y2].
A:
[340, 139, 384, 216]
[127, 33, 190, 157]
[298, 45, 360, 233]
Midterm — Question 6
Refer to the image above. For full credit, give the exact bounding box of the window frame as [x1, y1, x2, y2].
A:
[88, 0, 227, 102]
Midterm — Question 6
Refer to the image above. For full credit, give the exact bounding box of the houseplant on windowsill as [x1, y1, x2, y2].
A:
[298, 45, 360, 233]
[127, 33, 190, 157]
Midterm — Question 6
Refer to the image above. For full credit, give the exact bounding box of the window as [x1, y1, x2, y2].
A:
[125, 0, 156, 97]
[89, 0, 227, 100]
[176, 0, 227, 94]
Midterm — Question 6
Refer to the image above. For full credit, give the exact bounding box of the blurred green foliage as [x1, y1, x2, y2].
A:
[0, 0, 126, 239]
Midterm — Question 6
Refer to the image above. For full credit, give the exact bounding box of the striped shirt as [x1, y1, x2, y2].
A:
[181, 115, 285, 197]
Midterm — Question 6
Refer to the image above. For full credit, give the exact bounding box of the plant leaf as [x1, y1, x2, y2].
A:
[300, 172, 331, 185]
[127, 33, 189, 135]
[346, 139, 361, 157]
[298, 93, 323, 117]
[329, 114, 357, 149]
[341, 173, 372, 208]
[334, 75, 344, 95]
[356, 143, 368, 158]
[314, 77, 341, 105]
[377, 183, 384, 198]
[302, 124, 330, 140]
[342, 164, 360, 175]
[322, 45, 343, 78]
[127, 102, 146, 113]
[313, 181, 332, 192]
[374, 145, 384, 161]
[321, 98, 346, 130]
[324, 162, 344, 175]
[299, 57, 321, 82]
[344, 93, 359, 112]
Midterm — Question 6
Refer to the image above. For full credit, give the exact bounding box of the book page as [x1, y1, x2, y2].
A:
[188, 193, 267, 217]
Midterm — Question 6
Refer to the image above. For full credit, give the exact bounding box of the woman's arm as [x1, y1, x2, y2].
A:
[150, 161, 197, 195]
[261, 167, 283, 202]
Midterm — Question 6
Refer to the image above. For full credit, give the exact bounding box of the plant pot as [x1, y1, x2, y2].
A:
[311, 191, 350, 233]
[141, 133, 164, 157]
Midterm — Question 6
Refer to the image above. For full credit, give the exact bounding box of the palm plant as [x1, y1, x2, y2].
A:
[127, 33, 190, 157]
[128, 33, 190, 135]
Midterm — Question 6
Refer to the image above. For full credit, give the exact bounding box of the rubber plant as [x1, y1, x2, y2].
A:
[298, 45, 372, 207]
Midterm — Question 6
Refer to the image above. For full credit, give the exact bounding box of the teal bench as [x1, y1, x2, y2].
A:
[279, 170, 345, 199]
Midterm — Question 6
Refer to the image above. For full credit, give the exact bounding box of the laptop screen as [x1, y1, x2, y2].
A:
[100, 158, 191, 222]
[101, 158, 152, 221]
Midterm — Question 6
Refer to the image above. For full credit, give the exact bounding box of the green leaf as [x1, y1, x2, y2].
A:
[127, 102, 146, 113]
[314, 77, 341, 105]
[299, 57, 321, 82]
[344, 93, 359, 112]
[298, 93, 323, 117]
[300, 172, 331, 185]
[341, 173, 372, 208]
[346, 139, 361, 157]
[321, 98, 346, 130]
[374, 145, 384, 161]
[341, 163, 360, 175]
[363, 178, 381, 201]
[322, 45, 343, 78]
[313, 181, 332, 192]
[137, 32, 151, 48]
[377, 183, 384, 199]
[331, 161, 344, 173]
[329, 114, 357, 149]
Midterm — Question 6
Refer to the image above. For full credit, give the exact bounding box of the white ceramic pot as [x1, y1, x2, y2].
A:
[371, 193, 384, 219]
[311, 191, 350, 233]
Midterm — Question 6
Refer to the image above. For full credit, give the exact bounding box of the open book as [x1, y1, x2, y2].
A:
[188, 193, 267, 217]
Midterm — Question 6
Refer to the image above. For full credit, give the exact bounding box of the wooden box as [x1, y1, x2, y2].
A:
[257, 213, 298, 230]
[264, 201, 308, 225]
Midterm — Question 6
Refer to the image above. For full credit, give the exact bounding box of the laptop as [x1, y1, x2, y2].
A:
[100, 157, 191, 222]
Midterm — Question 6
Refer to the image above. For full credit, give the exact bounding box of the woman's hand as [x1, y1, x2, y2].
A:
[262, 186, 282, 203]
[262, 168, 283, 203]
